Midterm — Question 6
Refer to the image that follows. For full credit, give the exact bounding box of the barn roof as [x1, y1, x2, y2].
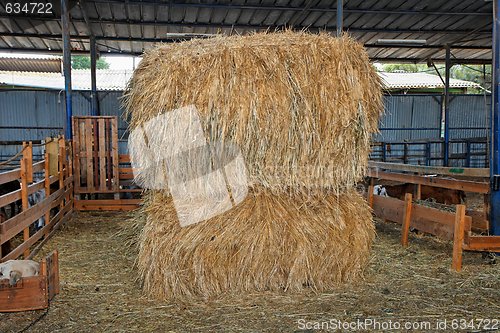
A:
[379, 72, 480, 90]
[0, 69, 132, 90]
[0, 56, 62, 73]
[0, 69, 479, 91]
[0, 0, 492, 64]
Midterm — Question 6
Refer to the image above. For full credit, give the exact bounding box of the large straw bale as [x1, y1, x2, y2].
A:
[123, 31, 382, 194]
[138, 189, 374, 299]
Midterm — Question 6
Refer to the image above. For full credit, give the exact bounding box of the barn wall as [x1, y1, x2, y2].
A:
[374, 94, 443, 143]
[0, 90, 492, 166]
[0, 90, 127, 160]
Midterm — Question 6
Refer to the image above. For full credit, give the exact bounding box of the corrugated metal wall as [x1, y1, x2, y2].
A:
[0, 90, 492, 165]
[448, 94, 490, 167]
[449, 94, 490, 139]
[0, 90, 127, 159]
[374, 94, 442, 142]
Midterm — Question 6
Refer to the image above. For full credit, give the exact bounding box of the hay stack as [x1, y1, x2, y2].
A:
[124, 31, 382, 300]
[139, 189, 373, 299]
[124, 32, 382, 194]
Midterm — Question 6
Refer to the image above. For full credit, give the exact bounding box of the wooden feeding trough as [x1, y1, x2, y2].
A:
[0, 250, 59, 312]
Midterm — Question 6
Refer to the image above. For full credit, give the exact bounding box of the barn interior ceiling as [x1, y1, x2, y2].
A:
[0, 0, 493, 63]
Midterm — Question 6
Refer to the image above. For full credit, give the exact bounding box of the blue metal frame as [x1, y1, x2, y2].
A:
[443, 46, 451, 166]
[62, 0, 72, 139]
[490, 0, 500, 236]
[337, 0, 343, 36]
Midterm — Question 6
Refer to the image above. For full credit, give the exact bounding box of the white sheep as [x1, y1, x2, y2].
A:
[0, 260, 40, 286]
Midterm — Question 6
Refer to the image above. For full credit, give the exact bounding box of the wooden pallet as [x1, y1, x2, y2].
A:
[72, 117, 140, 211]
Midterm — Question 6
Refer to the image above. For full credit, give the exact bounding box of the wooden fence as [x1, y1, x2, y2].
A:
[0, 138, 73, 262]
[367, 161, 500, 271]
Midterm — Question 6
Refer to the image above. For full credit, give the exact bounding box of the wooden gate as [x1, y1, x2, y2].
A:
[72, 116, 140, 211]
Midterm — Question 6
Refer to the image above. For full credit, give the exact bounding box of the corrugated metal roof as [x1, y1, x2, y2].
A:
[0, 56, 62, 73]
[0, 0, 492, 63]
[0, 69, 479, 91]
[379, 72, 480, 89]
[0, 69, 132, 90]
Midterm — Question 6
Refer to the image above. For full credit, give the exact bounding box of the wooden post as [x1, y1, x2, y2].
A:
[46, 137, 59, 176]
[44, 152, 51, 239]
[40, 257, 47, 277]
[26, 142, 33, 183]
[98, 119, 107, 191]
[85, 118, 94, 192]
[72, 118, 81, 199]
[53, 249, 60, 294]
[368, 185, 374, 208]
[111, 118, 120, 199]
[415, 184, 421, 200]
[483, 194, 490, 230]
[452, 204, 466, 272]
[20, 156, 30, 258]
[401, 193, 413, 247]
[58, 139, 65, 210]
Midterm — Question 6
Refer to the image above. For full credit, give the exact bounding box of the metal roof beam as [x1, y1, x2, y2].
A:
[0, 32, 492, 50]
[0, 16, 491, 35]
[84, 0, 491, 16]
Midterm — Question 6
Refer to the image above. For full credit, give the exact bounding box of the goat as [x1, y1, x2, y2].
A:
[0, 260, 40, 286]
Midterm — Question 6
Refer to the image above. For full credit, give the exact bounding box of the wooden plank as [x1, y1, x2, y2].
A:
[106, 119, 112, 189]
[1, 187, 64, 243]
[98, 119, 107, 191]
[369, 161, 489, 178]
[47, 137, 59, 176]
[74, 199, 141, 211]
[465, 209, 489, 232]
[25, 142, 33, 183]
[44, 152, 50, 238]
[92, 118, 99, 189]
[20, 157, 29, 258]
[26, 205, 72, 261]
[412, 205, 460, 240]
[401, 193, 412, 247]
[452, 205, 466, 272]
[58, 139, 65, 210]
[464, 236, 500, 251]
[372, 195, 405, 224]
[46, 250, 59, 300]
[119, 154, 130, 163]
[72, 119, 81, 192]
[0, 189, 21, 208]
[27, 179, 44, 195]
[0, 168, 21, 185]
[367, 169, 489, 193]
[32, 160, 44, 173]
[85, 118, 94, 191]
[0, 276, 48, 312]
[368, 185, 374, 208]
[111, 118, 119, 192]
[4, 197, 72, 262]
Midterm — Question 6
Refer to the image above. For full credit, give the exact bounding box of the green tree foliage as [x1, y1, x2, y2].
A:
[71, 56, 110, 70]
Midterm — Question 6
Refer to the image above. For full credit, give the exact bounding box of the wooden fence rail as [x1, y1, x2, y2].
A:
[0, 137, 73, 262]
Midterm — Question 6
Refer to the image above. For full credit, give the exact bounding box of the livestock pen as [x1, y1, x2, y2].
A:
[1, 0, 500, 331]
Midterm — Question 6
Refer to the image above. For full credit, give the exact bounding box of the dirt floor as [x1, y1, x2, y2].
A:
[0, 211, 499, 333]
